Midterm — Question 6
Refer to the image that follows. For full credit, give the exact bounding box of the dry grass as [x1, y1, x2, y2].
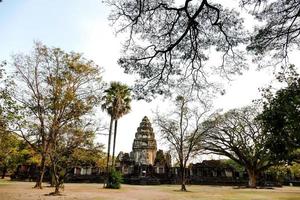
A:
[0, 180, 300, 200]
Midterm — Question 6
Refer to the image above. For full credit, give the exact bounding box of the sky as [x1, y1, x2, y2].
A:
[0, 0, 297, 158]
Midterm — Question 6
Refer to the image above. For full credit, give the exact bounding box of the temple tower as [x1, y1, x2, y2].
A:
[131, 116, 157, 165]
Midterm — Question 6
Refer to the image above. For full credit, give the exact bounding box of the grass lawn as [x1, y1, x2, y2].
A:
[0, 181, 300, 200]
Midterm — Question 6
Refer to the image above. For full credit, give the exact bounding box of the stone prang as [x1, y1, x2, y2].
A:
[131, 116, 157, 165]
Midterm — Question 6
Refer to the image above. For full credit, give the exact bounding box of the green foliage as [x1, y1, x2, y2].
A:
[266, 165, 289, 183]
[258, 65, 300, 162]
[290, 162, 300, 179]
[106, 169, 123, 189]
[222, 159, 245, 173]
[0, 132, 38, 176]
[101, 82, 131, 120]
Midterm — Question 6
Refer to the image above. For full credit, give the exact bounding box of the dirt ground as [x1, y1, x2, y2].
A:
[1, 180, 300, 200]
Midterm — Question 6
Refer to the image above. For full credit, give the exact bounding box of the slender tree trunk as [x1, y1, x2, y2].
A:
[50, 155, 60, 195]
[105, 117, 114, 187]
[180, 165, 187, 191]
[247, 169, 257, 188]
[49, 167, 55, 187]
[1, 167, 7, 179]
[34, 153, 46, 189]
[52, 168, 60, 195]
[112, 119, 118, 168]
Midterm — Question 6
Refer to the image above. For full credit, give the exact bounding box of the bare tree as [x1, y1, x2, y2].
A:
[203, 106, 283, 188]
[106, 0, 248, 99]
[154, 94, 209, 191]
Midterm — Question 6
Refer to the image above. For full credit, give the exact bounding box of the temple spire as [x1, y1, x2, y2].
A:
[131, 116, 157, 165]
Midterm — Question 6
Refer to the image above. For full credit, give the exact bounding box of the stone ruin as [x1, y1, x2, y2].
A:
[131, 116, 158, 165]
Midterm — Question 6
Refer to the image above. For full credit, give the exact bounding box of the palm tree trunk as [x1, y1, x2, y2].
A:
[105, 116, 114, 186]
[112, 119, 118, 168]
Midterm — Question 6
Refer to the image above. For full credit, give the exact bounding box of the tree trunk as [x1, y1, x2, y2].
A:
[180, 165, 187, 191]
[49, 167, 55, 187]
[112, 119, 118, 168]
[105, 117, 114, 187]
[34, 153, 46, 189]
[1, 167, 7, 179]
[247, 169, 257, 188]
[50, 156, 60, 195]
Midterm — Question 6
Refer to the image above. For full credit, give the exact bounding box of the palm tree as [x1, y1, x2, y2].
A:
[101, 82, 131, 173]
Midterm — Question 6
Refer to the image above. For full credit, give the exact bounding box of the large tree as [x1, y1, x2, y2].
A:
[11, 42, 103, 190]
[258, 66, 300, 163]
[241, 0, 300, 64]
[101, 82, 131, 187]
[155, 95, 208, 191]
[106, 0, 248, 98]
[203, 106, 283, 188]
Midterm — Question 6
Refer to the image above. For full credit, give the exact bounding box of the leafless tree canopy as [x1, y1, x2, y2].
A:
[154, 94, 210, 191]
[106, 0, 248, 98]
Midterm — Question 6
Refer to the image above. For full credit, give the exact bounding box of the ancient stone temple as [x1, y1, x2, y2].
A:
[131, 116, 157, 165]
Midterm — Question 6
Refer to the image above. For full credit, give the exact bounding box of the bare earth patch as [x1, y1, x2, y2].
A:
[1, 180, 300, 200]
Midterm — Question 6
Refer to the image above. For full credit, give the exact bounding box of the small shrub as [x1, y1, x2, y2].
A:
[106, 169, 123, 189]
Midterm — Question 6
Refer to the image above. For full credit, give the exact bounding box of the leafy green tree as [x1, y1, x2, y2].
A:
[258, 65, 300, 163]
[0, 63, 23, 179]
[11, 42, 103, 192]
[203, 106, 283, 188]
[155, 95, 208, 191]
[101, 81, 131, 178]
[0, 132, 19, 178]
[0, 135, 38, 179]
[106, 0, 248, 98]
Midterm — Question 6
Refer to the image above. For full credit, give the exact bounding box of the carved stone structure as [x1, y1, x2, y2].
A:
[131, 116, 157, 165]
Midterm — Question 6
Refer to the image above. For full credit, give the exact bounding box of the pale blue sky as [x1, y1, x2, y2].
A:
[0, 0, 108, 58]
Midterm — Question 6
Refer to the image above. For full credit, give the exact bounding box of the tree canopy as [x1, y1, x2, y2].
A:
[203, 106, 282, 187]
[155, 94, 209, 191]
[106, 0, 248, 98]
[258, 66, 300, 163]
[241, 0, 300, 64]
[11, 42, 104, 192]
